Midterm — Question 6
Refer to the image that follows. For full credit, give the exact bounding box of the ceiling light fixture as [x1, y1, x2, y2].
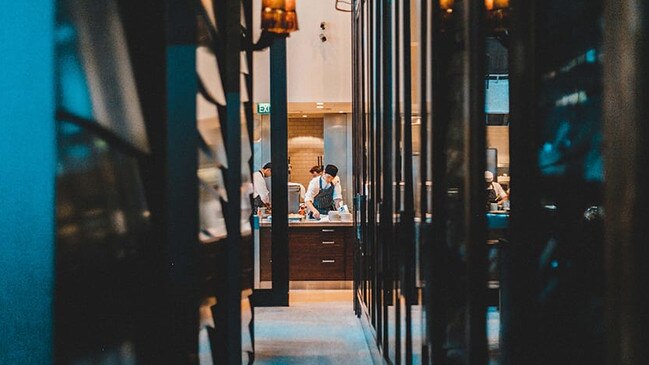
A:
[261, 0, 299, 35]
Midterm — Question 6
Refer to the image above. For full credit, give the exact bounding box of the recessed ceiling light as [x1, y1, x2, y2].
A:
[316, 102, 324, 105]
[302, 114, 307, 118]
[316, 106, 324, 109]
[338, 111, 344, 113]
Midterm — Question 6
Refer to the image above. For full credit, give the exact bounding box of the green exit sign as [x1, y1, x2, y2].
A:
[257, 103, 271, 114]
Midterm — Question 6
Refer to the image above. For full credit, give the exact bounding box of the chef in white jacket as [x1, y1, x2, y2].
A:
[305, 164, 343, 219]
[252, 162, 272, 210]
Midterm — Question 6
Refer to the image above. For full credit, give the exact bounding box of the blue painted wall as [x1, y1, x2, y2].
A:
[0, 1, 55, 364]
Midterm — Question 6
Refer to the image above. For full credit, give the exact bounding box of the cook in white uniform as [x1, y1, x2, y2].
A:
[253, 162, 272, 210]
[305, 164, 342, 219]
[485, 170, 508, 204]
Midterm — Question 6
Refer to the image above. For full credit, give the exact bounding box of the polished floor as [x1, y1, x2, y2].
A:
[199, 290, 500, 364]
[254, 290, 378, 364]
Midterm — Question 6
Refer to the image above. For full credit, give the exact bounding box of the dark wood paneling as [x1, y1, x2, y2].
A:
[260, 228, 273, 281]
[345, 234, 354, 280]
[290, 249, 345, 280]
[260, 226, 353, 281]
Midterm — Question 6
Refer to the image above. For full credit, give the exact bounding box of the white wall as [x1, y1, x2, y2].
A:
[253, 0, 352, 103]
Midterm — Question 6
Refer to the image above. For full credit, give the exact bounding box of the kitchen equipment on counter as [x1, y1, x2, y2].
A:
[288, 213, 304, 222]
[288, 183, 302, 213]
[340, 212, 352, 222]
[328, 210, 341, 221]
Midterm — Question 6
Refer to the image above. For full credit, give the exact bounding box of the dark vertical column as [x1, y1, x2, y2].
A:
[0, 2, 54, 364]
[165, 0, 199, 363]
[377, 0, 387, 351]
[393, 1, 403, 363]
[360, 5, 369, 318]
[401, 0, 415, 361]
[119, 1, 169, 362]
[352, 1, 361, 317]
[381, 0, 394, 360]
[221, 0, 243, 362]
[464, 0, 487, 364]
[368, 0, 376, 329]
[270, 36, 290, 305]
[394, 0, 402, 222]
[371, 0, 384, 344]
[360, 0, 370, 316]
[603, 1, 649, 364]
[419, 1, 435, 362]
[503, 1, 540, 364]
[243, 0, 254, 163]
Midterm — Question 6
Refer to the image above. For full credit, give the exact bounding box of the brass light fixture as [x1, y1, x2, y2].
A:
[439, 0, 454, 12]
[437, 0, 510, 14]
[284, 0, 298, 33]
[261, 0, 299, 35]
[485, 0, 510, 11]
[438, 0, 455, 32]
[485, 0, 510, 33]
[437, 0, 509, 35]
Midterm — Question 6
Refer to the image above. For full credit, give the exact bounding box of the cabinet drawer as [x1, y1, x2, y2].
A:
[290, 229, 346, 250]
[291, 236, 345, 251]
[292, 227, 345, 241]
[314, 227, 345, 242]
[290, 251, 345, 280]
[260, 226, 352, 281]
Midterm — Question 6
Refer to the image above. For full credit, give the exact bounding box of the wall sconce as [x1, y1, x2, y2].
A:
[438, 0, 509, 34]
[261, 0, 299, 35]
[438, 0, 455, 32]
[485, 0, 509, 34]
[439, 0, 509, 11]
[485, 0, 510, 11]
[439, 0, 454, 12]
[284, 0, 298, 33]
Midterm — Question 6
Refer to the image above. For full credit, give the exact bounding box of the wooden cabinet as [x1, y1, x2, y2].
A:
[259, 225, 353, 281]
[260, 229, 272, 281]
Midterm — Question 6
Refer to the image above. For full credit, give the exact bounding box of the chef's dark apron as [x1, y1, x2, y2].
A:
[313, 177, 336, 214]
[486, 182, 498, 209]
[253, 170, 265, 210]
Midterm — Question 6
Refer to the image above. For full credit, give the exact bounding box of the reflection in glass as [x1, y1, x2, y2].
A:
[532, 1, 604, 363]
[58, 0, 150, 153]
[56, 120, 149, 363]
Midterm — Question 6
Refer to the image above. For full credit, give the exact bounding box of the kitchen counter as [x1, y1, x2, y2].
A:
[256, 218, 354, 282]
[486, 211, 509, 230]
[258, 216, 354, 228]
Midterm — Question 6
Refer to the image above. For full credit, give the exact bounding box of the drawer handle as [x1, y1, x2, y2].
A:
[322, 229, 335, 232]
[322, 241, 335, 245]
[321, 259, 336, 263]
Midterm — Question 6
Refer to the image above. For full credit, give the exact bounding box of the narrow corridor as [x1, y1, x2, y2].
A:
[254, 290, 378, 364]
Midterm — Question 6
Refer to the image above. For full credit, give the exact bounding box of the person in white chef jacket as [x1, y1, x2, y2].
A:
[304, 164, 343, 219]
[252, 162, 272, 211]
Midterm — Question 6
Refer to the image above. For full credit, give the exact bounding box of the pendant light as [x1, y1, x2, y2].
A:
[261, 0, 299, 35]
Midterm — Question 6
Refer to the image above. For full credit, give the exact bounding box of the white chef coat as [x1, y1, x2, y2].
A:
[304, 175, 342, 204]
[252, 170, 270, 205]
